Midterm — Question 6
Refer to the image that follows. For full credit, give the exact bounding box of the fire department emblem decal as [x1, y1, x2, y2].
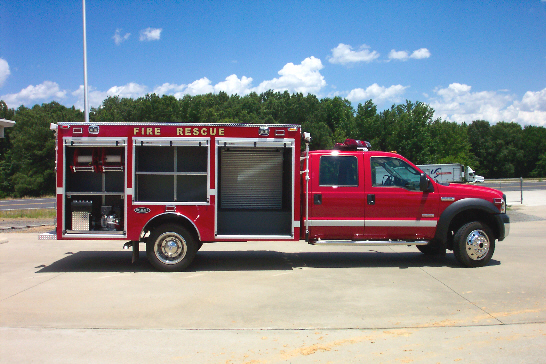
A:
[134, 207, 151, 214]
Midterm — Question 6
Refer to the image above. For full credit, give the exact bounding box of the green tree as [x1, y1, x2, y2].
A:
[376, 101, 434, 164]
[490, 122, 524, 178]
[429, 120, 475, 166]
[468, 120, 494, 177]
[522, 125, 546, 177]
[319, 96, 355, 142]
[353, 100, 379, 146]
[7, 102, 82, 197]
[0, 101, 16, 197]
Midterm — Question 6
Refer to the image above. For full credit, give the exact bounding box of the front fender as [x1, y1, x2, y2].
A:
[435, 198, 508, 248]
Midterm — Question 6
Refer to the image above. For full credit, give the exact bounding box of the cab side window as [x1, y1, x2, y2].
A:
[319, 156, 358, 186]
[371, 157, 421, 191]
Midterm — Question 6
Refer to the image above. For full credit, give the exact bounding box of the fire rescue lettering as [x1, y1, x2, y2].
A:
[133, 127, 224, 136]
[177, 127, 224, 136]
[133, 128, 161, 135]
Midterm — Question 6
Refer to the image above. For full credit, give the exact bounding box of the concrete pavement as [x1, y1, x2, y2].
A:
[504, 189, 546, 206]
[0, 206, 545, 363]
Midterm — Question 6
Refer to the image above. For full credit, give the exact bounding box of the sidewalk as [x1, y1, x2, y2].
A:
[504, 189, 546, 207]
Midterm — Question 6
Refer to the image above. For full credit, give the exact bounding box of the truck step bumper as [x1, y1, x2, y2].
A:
[310, 240, 429, 247]
[38, 231, 57, 240]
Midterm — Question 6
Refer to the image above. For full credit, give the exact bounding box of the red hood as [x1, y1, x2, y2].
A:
[436, 183, 504, 201]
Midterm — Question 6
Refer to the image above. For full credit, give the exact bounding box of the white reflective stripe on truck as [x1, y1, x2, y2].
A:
[308, 219, 437, 227]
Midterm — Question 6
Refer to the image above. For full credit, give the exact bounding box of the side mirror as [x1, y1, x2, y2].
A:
[420, 173, 433, 192]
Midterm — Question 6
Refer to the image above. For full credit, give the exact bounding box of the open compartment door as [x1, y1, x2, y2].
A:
[216, 139, 294, 238]
[63, 138, 127, 237]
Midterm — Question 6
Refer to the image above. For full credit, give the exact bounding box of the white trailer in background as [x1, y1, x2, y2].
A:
[418, 164, 484, 184]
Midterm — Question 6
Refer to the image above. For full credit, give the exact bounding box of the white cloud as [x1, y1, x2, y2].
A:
[154, 75, 254, 98]
[106, 82, 148, 98]
[1, 81, 66, 107]
[181, 77, 215, 96]
[518, 88, 546, 111]
[388, 50, 409, 61]
[72, 85, 107, 110]
[139, 58, 324, 100]
[3, 57, 325, 110]
[139, 27, 162, 41]
[346, 83, 408, 104]
[505, 88, 546, 126]
[428, 83, 546, 126]
[388, 48, 431, 61]
[113, 29, 131, 45]
[153, 83, 187, 95]
[328, 43, 380, 65]
[410, 48, 431, 59]
[254, 56, 326, 94]
[0, 58, 10, 88]
[72, 82, 148, 109]
[214, 74, 253, 95]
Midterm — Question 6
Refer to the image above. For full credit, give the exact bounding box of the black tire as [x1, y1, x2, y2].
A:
[146, 224, 198, 272]
[417, 240, 444, 256]
[453, 221, 495, 267]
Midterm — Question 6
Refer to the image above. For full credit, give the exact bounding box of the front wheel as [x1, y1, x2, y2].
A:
[453, 222, 495, 267]
[146, 224, 198, 272]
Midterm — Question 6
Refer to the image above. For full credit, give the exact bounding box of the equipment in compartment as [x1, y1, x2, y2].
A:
[67, 197, 124, 232]
[70, 147, 124, 173]
[71, 200, 93, 230]
[99, 148, 124, 172]
[64, 142, 126, 236]
[101, 205, 120, 231]
[71, 148, 98, 172]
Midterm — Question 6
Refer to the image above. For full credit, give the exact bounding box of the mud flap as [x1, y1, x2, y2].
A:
[132, 241, 139, 263]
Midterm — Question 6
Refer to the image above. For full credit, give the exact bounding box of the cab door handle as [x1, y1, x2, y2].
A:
[314, 194, 322, 205]
[367, 194, 375, 205]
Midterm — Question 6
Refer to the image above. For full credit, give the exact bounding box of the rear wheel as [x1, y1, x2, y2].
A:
[453, 221, 495, 267]
[146, 224, 198, 272]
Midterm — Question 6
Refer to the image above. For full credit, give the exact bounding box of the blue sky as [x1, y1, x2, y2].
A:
[1, 0, 545, 126]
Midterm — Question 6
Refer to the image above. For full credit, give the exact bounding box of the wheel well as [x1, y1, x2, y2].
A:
[446, 209, 499, 250]
[141, 214, 200, 243]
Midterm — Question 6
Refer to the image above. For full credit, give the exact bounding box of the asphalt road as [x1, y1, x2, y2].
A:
[1, 205, 545, 363]
[0, 198, 55, 211]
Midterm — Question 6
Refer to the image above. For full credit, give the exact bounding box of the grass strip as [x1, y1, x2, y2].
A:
[0, 209, 56, 219]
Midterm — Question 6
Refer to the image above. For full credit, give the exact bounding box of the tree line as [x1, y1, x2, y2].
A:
[0, 92, 545, 197]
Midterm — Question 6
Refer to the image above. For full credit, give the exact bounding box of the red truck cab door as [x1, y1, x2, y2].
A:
[364, 156, 439, 240]
[307, 152, 365, 240]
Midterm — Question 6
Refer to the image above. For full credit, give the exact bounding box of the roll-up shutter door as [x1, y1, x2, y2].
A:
[220, 148, 283, 209]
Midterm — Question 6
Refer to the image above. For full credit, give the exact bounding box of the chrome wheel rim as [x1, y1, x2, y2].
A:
[154, 232, 187, 265]
[465, 229, 490, 260]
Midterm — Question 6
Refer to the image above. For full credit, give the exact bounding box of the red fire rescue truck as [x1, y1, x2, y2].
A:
[40, 123, 510, 271]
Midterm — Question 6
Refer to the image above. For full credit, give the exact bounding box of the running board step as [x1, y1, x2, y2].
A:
[310, 240, 429, 247]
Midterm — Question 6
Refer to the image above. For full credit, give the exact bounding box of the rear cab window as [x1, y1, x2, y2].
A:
[319, 155, 358, 186]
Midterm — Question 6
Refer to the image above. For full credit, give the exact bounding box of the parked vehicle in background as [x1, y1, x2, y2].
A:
[418, 164, 485, 184]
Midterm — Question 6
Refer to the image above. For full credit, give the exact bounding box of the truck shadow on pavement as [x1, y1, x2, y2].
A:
[35, 250, 500, 273]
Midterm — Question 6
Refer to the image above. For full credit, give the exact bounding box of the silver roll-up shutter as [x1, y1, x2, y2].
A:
[220, 148, 283, 209]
